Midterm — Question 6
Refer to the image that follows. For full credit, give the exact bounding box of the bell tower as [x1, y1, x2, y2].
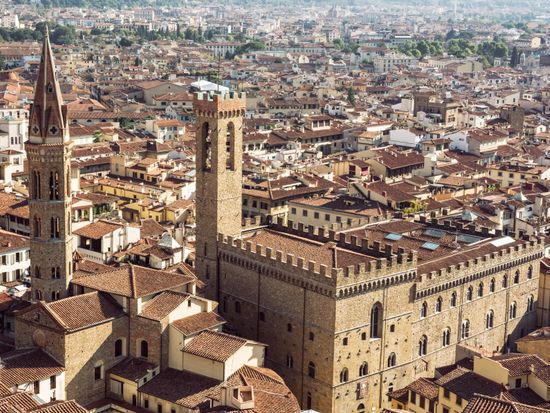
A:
[26, 27, 73, 302]
[194, 91, 245, 300]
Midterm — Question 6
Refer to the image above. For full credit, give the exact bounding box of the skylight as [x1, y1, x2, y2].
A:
[421, 242, 440, 251]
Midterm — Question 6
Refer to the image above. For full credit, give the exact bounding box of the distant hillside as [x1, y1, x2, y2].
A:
[13, 0, 183, 8]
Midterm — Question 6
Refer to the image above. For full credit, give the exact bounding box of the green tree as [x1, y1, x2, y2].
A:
[510, 46, 519, 67]
[347, 87, 356, 105]
[119, 37, 132, 47]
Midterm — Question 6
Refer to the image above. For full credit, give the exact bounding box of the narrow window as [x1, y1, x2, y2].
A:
[140, 340, 149, 358]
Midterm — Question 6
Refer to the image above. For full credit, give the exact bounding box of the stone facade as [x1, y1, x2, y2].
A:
[194, 91, 245, 301]
[190, 97, 545, 412]
[26, 28, 73, 303]
[197, 210, 543, 413]
[15, 302, 129, 406]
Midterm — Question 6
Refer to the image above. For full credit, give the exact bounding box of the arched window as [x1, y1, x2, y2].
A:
[225, 122, 236, 171]
[370, 302, 382, 338]
[115, 339, 123, 357]
[477, 282, 484, 297]
[235, 301, 241, 314]
[308, 362, 316, 378]
[418, 335, 428, 356]
[35, 289, 42, 300]
[466, 286, 473, 301]
[509, 302, 517, 319]
[527, 295, 534, 312]
[527, 266, 533, 280]
[286, 355, 293, 368]
[66, 170, 71, 197]
[486, 310, 494, 329]
[34, 265, 41, 279]
[50, 216, 60, 238]
[357, 403, 365, 413]
[502, 274, 508, 288]
[420, 301, 428, 318]
[306, 392, 312, 410]
[435, 297, 443, 313]
[450, 292, 457, 307]
[287, 323, 292, 332]
[33, 216, 41, 237]
[359, 362, 368, 377]
[200, 122, 212, 171]
[49, 170, 60, 200]
[32, 171, 41, 199]
[51, 267, 61, 279]
[490, 278, 496, 293]
[442, 328, 451, 347]
[51, 291, 59, 301]
[340, 368, 349, 383]
[140, 340, 149, 358]
[387, 353, 396, 367]
[461, 320, 470, 339]
[514, 270, 520, 284]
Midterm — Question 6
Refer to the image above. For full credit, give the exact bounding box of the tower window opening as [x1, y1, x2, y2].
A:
[201, 122, 212, 171]
[226, 122, 236, 171]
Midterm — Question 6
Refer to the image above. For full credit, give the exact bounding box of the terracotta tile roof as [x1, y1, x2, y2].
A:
[139, 291, 189, 321]
[502, 388, 550, 409]
[0, 392, 39, 412]
[140, 219, 167, 239]
[205, 365, 300, 413]
[244, 228, 376, 269]
[463, 395, 550, 413]
[490, 354, 548, 377]
[435, 367, 503, 400]
[0, 230, 28, 253]
[72, 220, 123, 240]
[27, 400, 87, 413]
[108, 357, 158, 382]
[45, 291, 124, 331]
[0, 383, 11, 398]
[72, 264, 194, 298]
[139, 368, 220, 409]
[0, 349, 64, 388]
[183, 331, 249, 363]
[405, 378, 438, 401]
[532, 365, 550, 385]
[171, 312, 226, 336]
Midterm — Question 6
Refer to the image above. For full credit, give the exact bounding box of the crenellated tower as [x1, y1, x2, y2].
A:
[194, 91, 245, 300]
[26, 27, 73, 302]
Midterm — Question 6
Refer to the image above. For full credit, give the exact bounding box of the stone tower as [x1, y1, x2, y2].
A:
[26, 27, 73, 302]
[194, 91, 245, 300]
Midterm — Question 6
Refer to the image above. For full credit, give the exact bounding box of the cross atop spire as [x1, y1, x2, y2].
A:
[28, 25, 69, 143]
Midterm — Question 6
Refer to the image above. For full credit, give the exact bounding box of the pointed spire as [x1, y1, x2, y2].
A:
[28, 24, 69, 143]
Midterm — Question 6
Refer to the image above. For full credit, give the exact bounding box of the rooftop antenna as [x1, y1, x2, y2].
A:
[217, 54, 221, 92]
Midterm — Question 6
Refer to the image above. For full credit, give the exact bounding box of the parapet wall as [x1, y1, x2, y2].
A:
[194, 91, 246, 117]
[415, 236, 544, 299]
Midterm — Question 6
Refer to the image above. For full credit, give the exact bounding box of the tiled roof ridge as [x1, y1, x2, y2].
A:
[129, 264, 137, 298]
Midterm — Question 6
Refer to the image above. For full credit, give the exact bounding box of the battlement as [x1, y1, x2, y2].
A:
[194, 91, 246, 116]
[271, 217, 416, 262]
[415, 236, 544, 299]
[217, 219, 418, 294]
[417, 215, 503, 238]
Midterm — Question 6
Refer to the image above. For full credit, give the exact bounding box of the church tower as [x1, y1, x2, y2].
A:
[194, 91, 245, 300]
[26, 27, 73, 302]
